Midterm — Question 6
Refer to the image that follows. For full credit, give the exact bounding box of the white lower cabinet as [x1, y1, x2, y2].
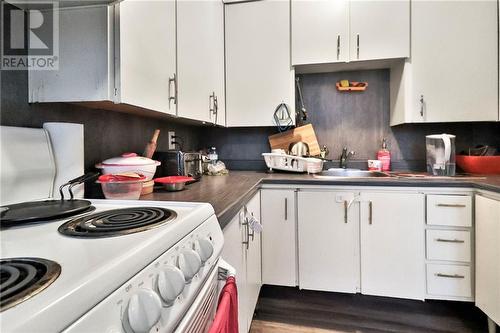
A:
[243, 192, 262, 330]
[359, 192, 425, 300]
[297, 191, 359, 293]
[424, 194, 474, 301]
[261, 189, 297, 286]
[475, 194, 500, 327]
[297, 190, 426, 299]
[222, 192, 261, 333]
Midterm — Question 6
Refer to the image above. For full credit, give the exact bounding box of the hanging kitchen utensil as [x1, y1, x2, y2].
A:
[273, 103, 293, 132]
[0, 172, 99, 227]
[295, 77, 308, 123]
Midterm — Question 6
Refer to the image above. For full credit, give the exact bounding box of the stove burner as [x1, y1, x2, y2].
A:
[0, 258, 61, 312]
[58, 207, 176, 238]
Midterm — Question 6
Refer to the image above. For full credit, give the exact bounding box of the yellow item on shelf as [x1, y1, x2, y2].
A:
[340, 80, 349, 87]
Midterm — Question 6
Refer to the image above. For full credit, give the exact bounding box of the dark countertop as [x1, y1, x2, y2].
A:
[140, 171, 500, 229]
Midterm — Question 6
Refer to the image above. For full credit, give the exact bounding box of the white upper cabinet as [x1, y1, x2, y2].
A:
[291, 0, 409, 65]
[225, 0, 295, 127]
[349, 0, 410, 61]
[177, 0, 225, 125]
[391, 0, 498, 125]
[410, 0, 498, 123]
[29, 1, 177, 116]
[28, 6, 112, 103]
[117, 0, 176, 115]
[291, 0, 349, 65]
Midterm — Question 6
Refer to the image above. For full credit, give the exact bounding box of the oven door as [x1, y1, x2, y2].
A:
[174, 259, 235, 333]
[174, 263, 218, 333]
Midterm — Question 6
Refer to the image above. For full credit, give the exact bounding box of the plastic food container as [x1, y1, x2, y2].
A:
[97, 173, 146, 200]
[95, 153, 161, 181]
[154, 176, 194, 192]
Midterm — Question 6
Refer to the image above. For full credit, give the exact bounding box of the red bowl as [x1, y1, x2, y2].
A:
[456, 155, 500, 174]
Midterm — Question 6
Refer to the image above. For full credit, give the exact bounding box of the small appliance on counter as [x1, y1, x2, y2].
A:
[426, 134, 456, 176]
[153, 150, 203, 181]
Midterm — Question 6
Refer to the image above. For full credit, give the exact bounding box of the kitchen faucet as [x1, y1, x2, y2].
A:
[339, 147, 356, 169]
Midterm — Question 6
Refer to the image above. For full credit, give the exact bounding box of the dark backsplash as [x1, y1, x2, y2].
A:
[1, 67, 203, 171]
[203, 69, 500, 171]
[2, 66, 499, 174]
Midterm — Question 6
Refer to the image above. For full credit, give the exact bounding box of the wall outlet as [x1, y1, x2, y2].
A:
[168, 131, 175, 150]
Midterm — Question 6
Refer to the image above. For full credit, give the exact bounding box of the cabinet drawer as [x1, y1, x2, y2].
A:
[426, 195, 472, 227]
[426, 264, 472, 298]
[426, 230, 471, 262]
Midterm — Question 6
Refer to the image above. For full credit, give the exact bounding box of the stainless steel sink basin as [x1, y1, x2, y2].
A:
[314, 169, 391, 178]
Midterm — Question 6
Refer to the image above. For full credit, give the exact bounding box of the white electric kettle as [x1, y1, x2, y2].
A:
[426, 134, 456, 176]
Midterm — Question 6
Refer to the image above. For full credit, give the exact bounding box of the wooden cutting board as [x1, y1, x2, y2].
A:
[268, 124, 321, 156]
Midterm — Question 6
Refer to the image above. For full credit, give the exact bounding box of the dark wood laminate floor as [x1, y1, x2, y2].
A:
[250, 286, 490, 333]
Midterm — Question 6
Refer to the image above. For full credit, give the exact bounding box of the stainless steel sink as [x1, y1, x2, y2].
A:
[313, 169, 391, 178]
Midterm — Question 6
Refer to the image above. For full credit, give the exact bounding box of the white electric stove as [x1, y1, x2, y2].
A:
[0, 125, 226, 333]
[1, 199, 224, 333]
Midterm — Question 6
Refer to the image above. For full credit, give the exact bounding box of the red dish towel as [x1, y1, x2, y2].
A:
[208, 276, 239, 333]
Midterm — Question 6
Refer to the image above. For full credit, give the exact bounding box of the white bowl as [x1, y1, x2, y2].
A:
[96, 153, 160, 181]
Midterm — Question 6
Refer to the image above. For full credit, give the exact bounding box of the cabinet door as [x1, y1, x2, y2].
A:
[225, 0, 295, 127]
[118, 0, 176, 115]
[291, 0, 348, 65]
[244, 192, 262, 329]
[222, 212, 248, 333]
[349, 0, 409, 61]
[261, 189, 297, 286]
[360, 192, 425, 300]
[411, 1, 498, 122]
[475, 195, 500, 325]
[298, 191, 359, 293]
[177, 0, 225, 125]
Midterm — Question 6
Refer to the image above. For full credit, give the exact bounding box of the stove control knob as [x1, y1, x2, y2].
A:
[194, 237, 214, 264]
[126, 289, 162, 333]
[177, 250, 201, 283]
[157, 265, 185, 305]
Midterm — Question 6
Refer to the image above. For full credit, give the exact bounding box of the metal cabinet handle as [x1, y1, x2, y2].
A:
[241, 217, 249, 250]
[209, 92, 218, 125]
[284, 197, 288, 221]
[209, 93, 215, 119]
[436, 203, 466, 208]
[436, 238, 465, 243]
[356, 34, 360, 59]
[435, 273, 465, 279]
[213, 94, 218, 125]
[344, 200, 348, 223]
[168, 73, 177, 107]
[368, 201, 373, 225]
[337, 35, 341, 60]
[419, 95, 424, 117]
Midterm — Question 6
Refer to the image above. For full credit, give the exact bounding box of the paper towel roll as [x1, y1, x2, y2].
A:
[43, 122, 84, 199]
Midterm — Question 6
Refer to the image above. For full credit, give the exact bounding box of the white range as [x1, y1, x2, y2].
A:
[0, 124, 225, 333]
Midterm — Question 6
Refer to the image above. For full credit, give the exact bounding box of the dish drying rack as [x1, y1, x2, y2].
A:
[262, 153, 323, 174]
